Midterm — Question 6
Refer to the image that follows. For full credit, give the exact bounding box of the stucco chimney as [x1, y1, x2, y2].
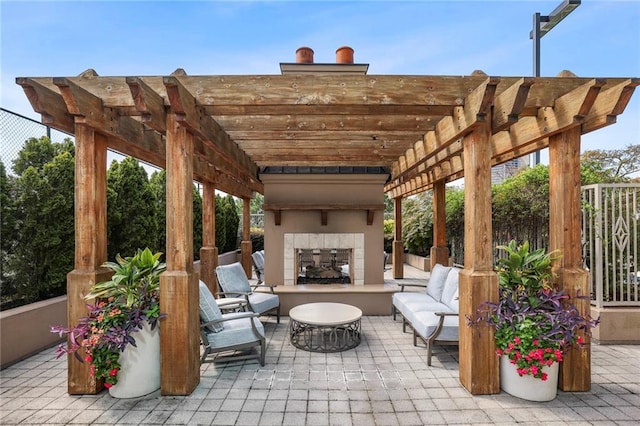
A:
[296, 47, 314, 64]
[336, 46, 354, 64]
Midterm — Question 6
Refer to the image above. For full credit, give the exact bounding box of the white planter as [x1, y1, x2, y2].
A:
[108, 321, 160, 399]
[500, 355, 559, 402]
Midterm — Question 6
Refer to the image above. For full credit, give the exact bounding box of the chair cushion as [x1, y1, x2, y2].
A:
[204, 312, 265, 349]
[198, 281, 224, 332]
[425, 264, 452, 301]
[216, 262, 252, 295]
[248, 292, 279, 316]
[440, 267, 460, 310]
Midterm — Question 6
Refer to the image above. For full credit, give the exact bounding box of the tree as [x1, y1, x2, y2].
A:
[5, 137, 75, 306]
[581, 144, 640, 181]
[402, 192, 433, 255]
[250, 193, 264, 214]
[221, 195, 239, 253]
[215, 194, 227, 252]
[0, 161, 17, 300]
[192, 185, 203, 260]
[149, 170, 166, 253]
[107, 157, 158, 260]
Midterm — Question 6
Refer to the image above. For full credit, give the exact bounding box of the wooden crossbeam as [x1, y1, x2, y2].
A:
[386, 78, 628, 198]
[492, 78, 534, 131]
[53, 77, 167, 168]
[126, 77, 167, 133]
[164, 76, 260, 190]
[16, 78, 75, 134]
[387, 77, 500, 192]
[213, 114, 440, 132]
[582, 78, 640, 134]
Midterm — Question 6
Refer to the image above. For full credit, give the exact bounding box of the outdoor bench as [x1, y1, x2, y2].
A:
[392, 263, 461, 365]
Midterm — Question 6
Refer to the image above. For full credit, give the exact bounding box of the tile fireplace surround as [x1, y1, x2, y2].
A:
[284, 233, 364, 285]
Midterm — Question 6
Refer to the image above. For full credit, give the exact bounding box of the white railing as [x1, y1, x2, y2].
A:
[582, 184, 640, 308]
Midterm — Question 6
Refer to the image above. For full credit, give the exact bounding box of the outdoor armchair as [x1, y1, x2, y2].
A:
[198, 280, 266, 366]
[251, 250, 265, 284]
[216, 262, 280, 323]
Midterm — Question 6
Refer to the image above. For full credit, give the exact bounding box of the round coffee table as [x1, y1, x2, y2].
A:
[289, 302, 362, 352]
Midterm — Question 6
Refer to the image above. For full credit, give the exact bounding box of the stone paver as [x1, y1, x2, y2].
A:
[1, 267, 639, 425]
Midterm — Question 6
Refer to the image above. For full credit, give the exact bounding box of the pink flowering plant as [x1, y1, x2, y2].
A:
[51, 248, 166, 388]
[471, 241, 599, 381]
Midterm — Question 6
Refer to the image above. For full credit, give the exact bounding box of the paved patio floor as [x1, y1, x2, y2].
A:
[1, 266, 639, 425]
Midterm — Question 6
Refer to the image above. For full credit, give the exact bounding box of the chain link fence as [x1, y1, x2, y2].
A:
[0, 108, 75, 173]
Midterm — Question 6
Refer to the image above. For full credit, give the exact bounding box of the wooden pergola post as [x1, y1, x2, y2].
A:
[199, 180, 218, 295]
[549, 127, 591, 391]
[392, 196, 404, 279]
[241, 197, 253, 278]
[430, 180, 449, 269]
[160, 112, 199, 395]
[458, 123, 500, 395]
[66, 125, 112, 394]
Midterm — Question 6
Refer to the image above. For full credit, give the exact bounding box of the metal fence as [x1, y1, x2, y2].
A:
[0, 108, 74, 172]
[582, 183, 640, 308]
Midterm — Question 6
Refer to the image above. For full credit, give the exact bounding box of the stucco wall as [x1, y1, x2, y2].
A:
[261, 173, 387, 285]
[0, 296, 67, 368]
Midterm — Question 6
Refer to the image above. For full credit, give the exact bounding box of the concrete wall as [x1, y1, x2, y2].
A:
[404, 253, 430, 271]
[261, 173, 387, 286]
[591, 306, 640, 344]
[0, 296, 67, 369]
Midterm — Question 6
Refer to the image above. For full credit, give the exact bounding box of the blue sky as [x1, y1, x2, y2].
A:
[2, 0, 639, 163]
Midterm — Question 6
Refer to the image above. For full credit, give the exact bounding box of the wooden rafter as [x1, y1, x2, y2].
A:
[16, 73, 638, 199]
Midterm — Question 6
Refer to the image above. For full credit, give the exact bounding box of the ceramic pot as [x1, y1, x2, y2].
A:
[108, 321, 160, 398]
[500, 354, 559, 402]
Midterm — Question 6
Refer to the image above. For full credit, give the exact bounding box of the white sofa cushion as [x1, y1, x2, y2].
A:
[403, 301, 451, 327]
[440, 267, 460, 310]
[392, 292, 438, 314]
[425, 264, 452, 301]
[410, 310, 459, 342]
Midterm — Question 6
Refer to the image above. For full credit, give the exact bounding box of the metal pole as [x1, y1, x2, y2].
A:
[532, 12, 542, 165]
[533, 12, 542, 78]
[530, 1, 580, 167]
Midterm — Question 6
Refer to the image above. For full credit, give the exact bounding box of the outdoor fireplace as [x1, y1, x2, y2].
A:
[296, 248, 352, 284]
[284, 233, 364, 285]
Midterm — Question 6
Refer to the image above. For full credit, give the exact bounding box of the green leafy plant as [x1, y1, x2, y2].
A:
[51, 248, 166, 388]
[470, 240, 599, 381]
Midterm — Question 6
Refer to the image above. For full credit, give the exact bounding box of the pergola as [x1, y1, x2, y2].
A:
[17, 69, 638, 396]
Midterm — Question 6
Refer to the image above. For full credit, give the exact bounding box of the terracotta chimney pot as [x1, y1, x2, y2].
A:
[336, 46, 354, 64]
[296, 47, 314, 64]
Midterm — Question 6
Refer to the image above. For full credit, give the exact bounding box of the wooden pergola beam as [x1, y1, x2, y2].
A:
[16, 78, 75, 134]
[492, 77, 534, 131]
[163, 76, 260, 190]
[386, 78, 612, 197]
[387, 77, 500, 192]
[126, 76, 167, 133]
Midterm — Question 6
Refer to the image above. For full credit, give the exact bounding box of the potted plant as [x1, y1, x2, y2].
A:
[52, 248, 166, 398]
[470, 240, 599, 401]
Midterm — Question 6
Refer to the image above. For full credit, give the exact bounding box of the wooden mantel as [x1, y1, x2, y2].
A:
[263, 203, 385, 226]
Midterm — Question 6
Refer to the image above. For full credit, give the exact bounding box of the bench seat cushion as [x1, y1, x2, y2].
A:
[392, 292, 439, 315]
[403, 301, 451, 327]
[410, 310, 459, 342]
